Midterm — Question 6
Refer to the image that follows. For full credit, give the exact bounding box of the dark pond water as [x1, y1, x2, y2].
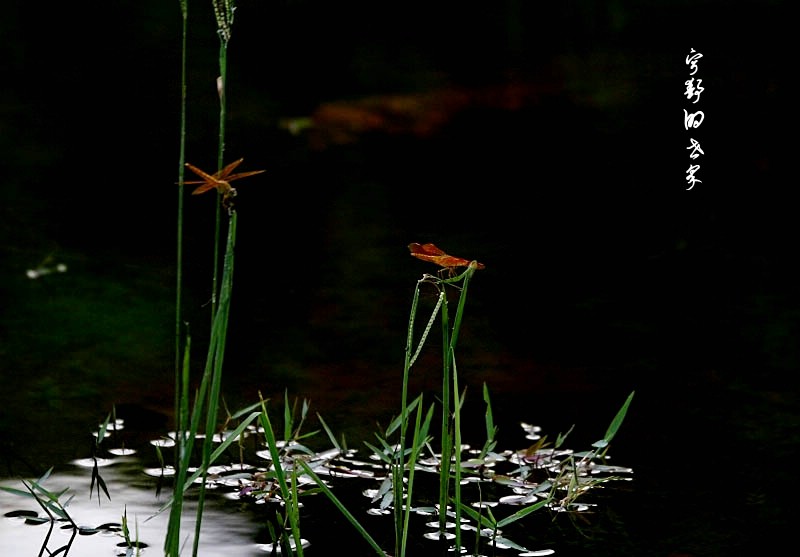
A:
[2, 1, 796, 555]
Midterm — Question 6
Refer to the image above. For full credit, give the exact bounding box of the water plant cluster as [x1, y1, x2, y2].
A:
[2, 387, 633, 556]
[2, 2, 634, 556]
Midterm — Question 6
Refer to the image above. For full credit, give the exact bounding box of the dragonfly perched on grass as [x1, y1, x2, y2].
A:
[408, 242, 485, 276]
[183, 158, 265, 212]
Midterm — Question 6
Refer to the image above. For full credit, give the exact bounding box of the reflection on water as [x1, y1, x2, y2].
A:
[0, 459, 261, 557]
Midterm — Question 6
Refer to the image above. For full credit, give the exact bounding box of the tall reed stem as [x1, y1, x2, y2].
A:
[166, 3, 188, 553]
[210, 39, 228, 321]
[174, 0, 188, 437]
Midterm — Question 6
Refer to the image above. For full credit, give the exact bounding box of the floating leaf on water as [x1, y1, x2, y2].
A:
[499, 494, 540, 506]
[460, 476, 488, 485]
[108, 447, 137, 456]
[309, 447, 341, 462]
[520, 422, 542, 439]
[95, 421, 124, 432]
[519, 550, 556, 556]
[367, 508, 391, 516]
[426, 520, 458, 529]
[4, 510, 38, 519]
[423, 530, 456, 541]
[71, 457, 114, 468]
[78, 526, 100, 535]
[213, 430, 249, 443]
[164, 431, 200, 441]
[116, 541, 149, 549]
[321, 466, 360, 479]
[150, 438, 175, 448]
[255, 538, 310, 553]
[470, 501, 499, 508]
[590, 464, 634, 474]
[143, 466, 175, 477]
[460, 458, 489, 469]
[413, 506, 437, 516]
[476, 527, 497, 538]
[255, 449, 272, 460]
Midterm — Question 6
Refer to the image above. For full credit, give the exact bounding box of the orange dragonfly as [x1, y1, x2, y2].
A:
[408, 242, 485, 273]
[183, 158, 265, 211]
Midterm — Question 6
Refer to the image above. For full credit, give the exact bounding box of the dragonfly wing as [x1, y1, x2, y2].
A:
[409, 243, 441, 256]
[419, 243, 448, 256]
[185, 162, 217, 182]
[192, 183, 218, 195]
[225, 169, 266, 182]
[435, 255, 471, 267]
[218, 158, 245, 179]
[408, 242, 484, 269]
[409, 243, 449, 265]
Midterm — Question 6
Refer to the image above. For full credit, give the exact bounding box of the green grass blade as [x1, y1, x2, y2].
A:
[495, 499, 549, 528]
[317, 413, 342, 452]
[296, 460, 385, 556]
[602, 390, 635, 444]
[258, 398, 304, 556]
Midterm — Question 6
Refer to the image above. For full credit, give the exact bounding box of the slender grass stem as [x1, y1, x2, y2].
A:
[166, 2, 189, 553]
[438, 295, 452, 534]
[210, 39, 228, 322]
[175, 0, 188, 398]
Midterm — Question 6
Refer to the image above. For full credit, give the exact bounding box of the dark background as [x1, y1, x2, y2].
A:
[1, 1, 796, 555]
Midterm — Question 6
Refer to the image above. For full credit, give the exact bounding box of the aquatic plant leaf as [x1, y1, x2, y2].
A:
[283, 389, 293, 441]
[295, 429, 321, 442]
[229, 401, 262, 420]
[555, 424, 575, 448]
[37, 466, 54, 485]
[316, 413, 342, 452]
[95, 412, 112, 448]
[90, 461, 111, 502]
[491, 534, 531, 552]
[385, 393, 423, 436]
[458, 502, 496, 530]
[602, 391, 635, 444]
[3, 509, 39, 518]
[496, 499, 548, 528]
[296, 460, 385, 555]
[363, 441, 392, 465]
[28, 480, 69, 503]
[0, 486, 34, 498]
[41, 499, 69, 521]
[519, 549, 556, 556]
